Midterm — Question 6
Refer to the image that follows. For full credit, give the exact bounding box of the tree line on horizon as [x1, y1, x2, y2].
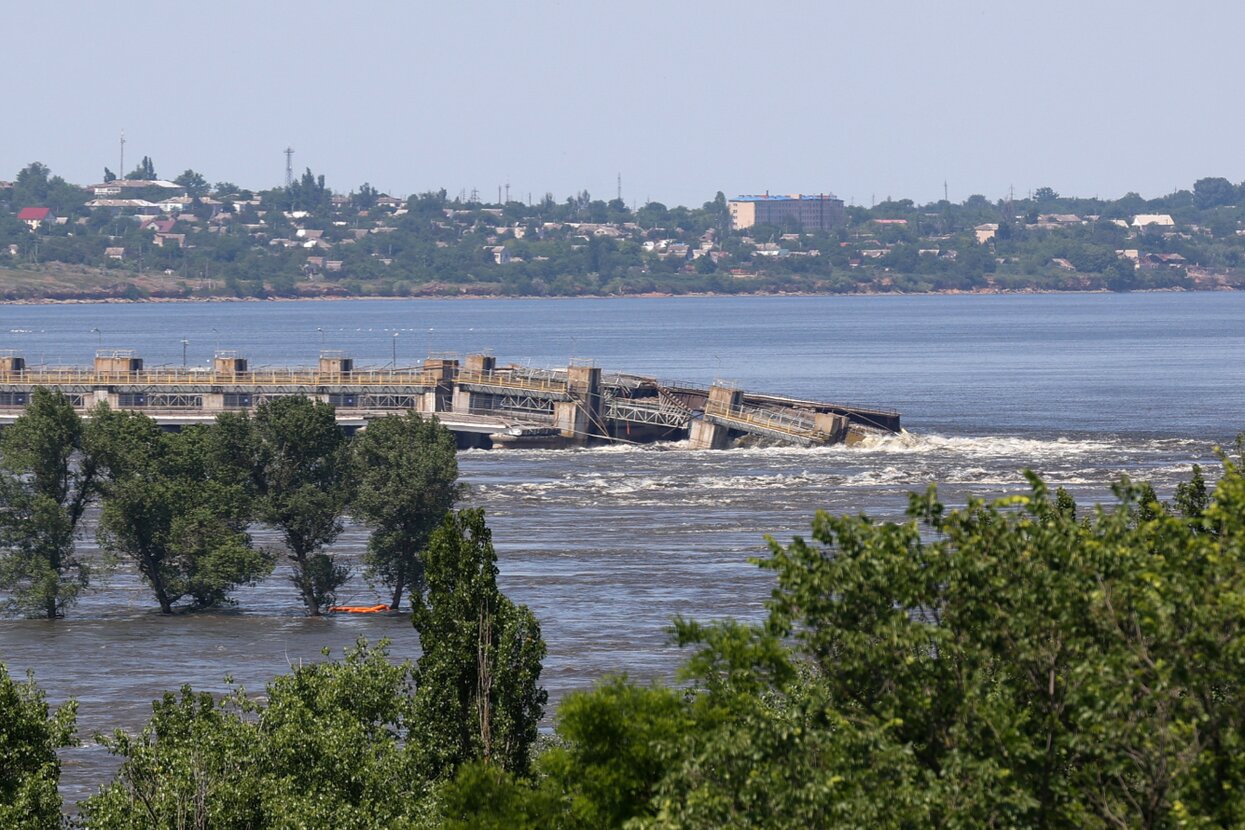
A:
[4, 448, 1245, 827]
[3, 159, 1245, 299]
[0, 388, 459, 618]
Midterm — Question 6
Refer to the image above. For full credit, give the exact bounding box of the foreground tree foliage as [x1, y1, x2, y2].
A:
[92, 410, 273, 613]
[79, 511, 547, 828]
[444, 452, 1245, 829]
[0, 663, 75, 829]
[14, 451, 1245, 826]
[0, 388, 103, 618]
[352, 412, 460, 610]
[81, 641, 423, 829]
[411, 510, 547, 780]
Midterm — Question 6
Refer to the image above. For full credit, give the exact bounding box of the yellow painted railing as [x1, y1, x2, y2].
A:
[456, 369, 569, 394]
[705, 400, 823, 438]
[0, 369, 441, 387]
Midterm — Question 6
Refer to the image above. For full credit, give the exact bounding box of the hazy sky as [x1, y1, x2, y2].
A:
[5, 1, 1241, 207]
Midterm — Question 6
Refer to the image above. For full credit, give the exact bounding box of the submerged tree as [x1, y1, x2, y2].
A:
[411, 509, 547, 780]
[93, 410, 272, 613]
[352, 412, 459, 610]
[251, 396, 350, 615]
[0, 388, 102, 618]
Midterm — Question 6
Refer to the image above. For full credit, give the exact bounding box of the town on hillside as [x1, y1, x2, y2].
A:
[2, 159, 1244, 300]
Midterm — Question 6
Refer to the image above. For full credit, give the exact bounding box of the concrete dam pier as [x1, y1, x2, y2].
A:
[0, 350, 901, 450]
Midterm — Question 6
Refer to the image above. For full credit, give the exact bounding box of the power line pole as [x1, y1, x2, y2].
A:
[617, 172, 622, 202]
[284, 147, 295, 187]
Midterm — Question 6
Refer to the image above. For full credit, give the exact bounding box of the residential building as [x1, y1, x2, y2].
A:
[17, 207, 53, 230]
[974, 223, 999, 244]
[728, 193, 846, 232]
[1132, 214, 1175, 230]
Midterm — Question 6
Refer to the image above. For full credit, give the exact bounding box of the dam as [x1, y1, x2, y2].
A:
[0, 349, 901, 449]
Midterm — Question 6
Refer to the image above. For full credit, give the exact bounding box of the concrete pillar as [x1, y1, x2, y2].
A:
[423, 358, 458, 412]
[452, 386, 475, 414]
[707, 384, 743, 414]
[689, 418, 730, 450]
[562, 365, 602, 444]
[555, 400, 587, 440]
[203, 393, 225, 413]
[417, 390, 439, 414]
[422, 358, 458, 383]
[464, 353, 495, 375]
[814, 412, 848, 444]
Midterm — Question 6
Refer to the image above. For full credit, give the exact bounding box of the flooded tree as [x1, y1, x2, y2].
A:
[250, 396, 350, 615]
[351, 412, 459, 610]
[92, 411, 273, 613]
[0, 388, 102, 618]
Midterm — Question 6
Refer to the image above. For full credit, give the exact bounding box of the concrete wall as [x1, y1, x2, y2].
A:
[728, 200, 756, 230]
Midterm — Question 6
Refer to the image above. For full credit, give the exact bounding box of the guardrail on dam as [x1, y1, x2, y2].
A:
[0, 350, 901, 450]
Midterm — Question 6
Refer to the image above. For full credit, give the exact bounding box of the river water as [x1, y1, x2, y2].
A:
[0, 292, 1241, 805]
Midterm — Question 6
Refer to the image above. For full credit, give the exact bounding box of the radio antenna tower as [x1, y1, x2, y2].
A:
[284, 147, 295, 187]
[617, 172, 622, 201]
[119, 130, 126, 179]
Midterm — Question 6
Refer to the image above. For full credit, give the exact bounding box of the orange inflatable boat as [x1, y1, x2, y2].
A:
[329, 604, 391, 614]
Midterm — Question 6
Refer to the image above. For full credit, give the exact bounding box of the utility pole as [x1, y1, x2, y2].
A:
[284, 147, 295, 188]
[944, 180, 949, 202]
[505, 182, 510, 203]
[617, 172, 622, 202]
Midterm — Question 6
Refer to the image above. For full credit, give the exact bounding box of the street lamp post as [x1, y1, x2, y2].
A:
[391, 332, 399, 368]
[181, 339, 189, 368]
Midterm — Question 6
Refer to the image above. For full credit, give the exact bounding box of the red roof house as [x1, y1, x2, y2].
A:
[17, 207, 53, 229]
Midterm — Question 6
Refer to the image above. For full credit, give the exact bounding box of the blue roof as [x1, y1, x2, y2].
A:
[732, 194, 840, 202]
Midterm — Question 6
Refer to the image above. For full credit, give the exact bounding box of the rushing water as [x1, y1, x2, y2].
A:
[0, 292, 1242, 804]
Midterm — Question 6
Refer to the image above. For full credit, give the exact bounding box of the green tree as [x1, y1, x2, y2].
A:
[173, 168, 209, 198]
[1193, 176, 1236, 210]
[0, 389, 103, 618]
[452, 454, 1245, 828]
[0, 665, 75, 829]
[93, 412, 272, 614]
[352, 412, 460, 610]
[11, 162, 86, 217]
[82, 640, 422, 829]
[251, 396, 350, 615]
[411, 510, 547, 780]
[126, 155, 157, 181]
[354, 182, 379, 210]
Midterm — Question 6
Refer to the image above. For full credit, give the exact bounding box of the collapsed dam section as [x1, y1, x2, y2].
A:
[0, 350, 901, 449]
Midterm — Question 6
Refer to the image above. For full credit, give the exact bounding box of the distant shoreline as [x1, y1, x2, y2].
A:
[0, 284, 1232, 307]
